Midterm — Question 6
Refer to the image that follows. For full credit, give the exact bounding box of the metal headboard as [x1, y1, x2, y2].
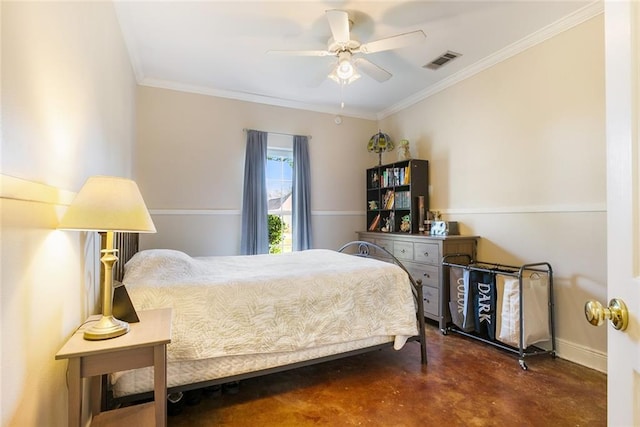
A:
[100, 232, 139, 283]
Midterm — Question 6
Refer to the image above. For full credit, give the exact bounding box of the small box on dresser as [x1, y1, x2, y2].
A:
[357, 231, 478, 332]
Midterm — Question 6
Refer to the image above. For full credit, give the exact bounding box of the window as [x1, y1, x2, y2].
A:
[266, 135, 293, 253]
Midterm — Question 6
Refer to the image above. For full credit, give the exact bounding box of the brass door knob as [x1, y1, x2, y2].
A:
[584, 298, 629, 331]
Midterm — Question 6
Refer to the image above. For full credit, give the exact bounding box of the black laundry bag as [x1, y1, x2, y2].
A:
[470, 270, 496, 340]
[449, 267, 474, 332]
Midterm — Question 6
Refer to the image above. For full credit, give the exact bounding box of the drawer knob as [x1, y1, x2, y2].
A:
[424, 252, 429, 257]
[423, 273, 430, 278]
[401, 249, 406, 253]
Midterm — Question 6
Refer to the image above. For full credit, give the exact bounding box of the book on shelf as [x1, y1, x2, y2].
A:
[378, 165, 412, 187]
[368, 213, 380, 231]
[395, 190, 410, 209]
[383, 190, 395, 209]
[382, 167, 400, 187]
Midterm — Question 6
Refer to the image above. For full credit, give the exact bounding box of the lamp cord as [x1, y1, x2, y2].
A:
[74, 318, 99, 333]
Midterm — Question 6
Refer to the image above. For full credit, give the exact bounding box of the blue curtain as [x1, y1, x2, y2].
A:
[293, 135, 312, 251]
[240, 130, 269, 255]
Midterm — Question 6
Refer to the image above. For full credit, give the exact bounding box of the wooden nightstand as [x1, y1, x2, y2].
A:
[56, 308, 172, 427]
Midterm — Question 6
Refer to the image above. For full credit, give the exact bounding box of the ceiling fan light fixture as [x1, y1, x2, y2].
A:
[329, 67, 360, 85]
[329, 50, 360, 84]
[336, 58, 354, 80]
[349, 72, 361, 84]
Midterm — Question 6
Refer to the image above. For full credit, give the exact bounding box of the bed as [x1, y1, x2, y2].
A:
[107, 235, 427, 405]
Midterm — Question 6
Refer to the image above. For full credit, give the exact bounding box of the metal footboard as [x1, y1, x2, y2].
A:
[338, 240, 428, 365]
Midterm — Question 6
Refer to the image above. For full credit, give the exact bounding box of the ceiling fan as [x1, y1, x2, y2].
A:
[268, 9, 426, 85]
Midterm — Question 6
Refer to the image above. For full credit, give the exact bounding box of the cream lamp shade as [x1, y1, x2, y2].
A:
[59, 176, 155, 340]
[58, 176, 156, 233]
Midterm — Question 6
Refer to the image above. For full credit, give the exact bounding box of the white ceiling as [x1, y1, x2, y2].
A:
[114, 1, 600, 120]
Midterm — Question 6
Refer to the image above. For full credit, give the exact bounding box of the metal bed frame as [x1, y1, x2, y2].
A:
[105, 234, 427, 407]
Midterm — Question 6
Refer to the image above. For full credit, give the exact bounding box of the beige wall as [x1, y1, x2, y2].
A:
[1, 2, 136, 426]
[135, 86, 378, 255]
[380, 15, 607, 370]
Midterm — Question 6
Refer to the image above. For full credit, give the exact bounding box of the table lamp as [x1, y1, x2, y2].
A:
[59, 176, 156, 340]
[367, 130, 394, 166]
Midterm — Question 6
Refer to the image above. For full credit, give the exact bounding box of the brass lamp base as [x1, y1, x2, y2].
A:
[84, 314, 130, 340]
[83, 235, 130, 341]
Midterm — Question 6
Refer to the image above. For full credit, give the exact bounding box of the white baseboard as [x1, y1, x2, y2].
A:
[555, 337, 607, 373]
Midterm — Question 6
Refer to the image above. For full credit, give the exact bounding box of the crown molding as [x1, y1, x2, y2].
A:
[139, 78, 378, 121]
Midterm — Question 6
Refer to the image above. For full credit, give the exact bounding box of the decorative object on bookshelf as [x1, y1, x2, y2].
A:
[370, 171, 379, 188]
[381, 213, 394, 232]
[397, 139, 411, 161]
[417, 195, 426, 233]
[368, 200, 378, 210]
[368, 213, 381, 231]
[400, 215, 411, 232]
[367, 130, 394, 165]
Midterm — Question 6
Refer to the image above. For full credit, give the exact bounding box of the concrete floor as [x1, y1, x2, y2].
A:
[167, 322, 607, 426]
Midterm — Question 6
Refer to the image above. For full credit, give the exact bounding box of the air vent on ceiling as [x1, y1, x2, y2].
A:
[423, 51, 461, 70]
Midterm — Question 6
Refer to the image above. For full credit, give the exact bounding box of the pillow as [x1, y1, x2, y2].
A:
[123, 249, 197, 285]
[113, 281, 139, 323]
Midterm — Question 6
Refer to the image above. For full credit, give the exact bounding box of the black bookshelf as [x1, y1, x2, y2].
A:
[366, 159, 429, 234]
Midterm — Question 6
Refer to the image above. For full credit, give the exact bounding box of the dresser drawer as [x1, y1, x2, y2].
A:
[393, 241, 414, 261]
[357, 232, 479, 332]
[422, 285, 439, 317]
[404, 261, 440, 287]
[373, 238, 393, 258]
[414, 243, 440, 264]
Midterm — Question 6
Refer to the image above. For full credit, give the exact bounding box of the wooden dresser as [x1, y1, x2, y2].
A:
[357, 231, 478, 332]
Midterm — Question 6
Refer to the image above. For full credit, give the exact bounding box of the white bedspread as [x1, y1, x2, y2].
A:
[123, 249, 418, 362]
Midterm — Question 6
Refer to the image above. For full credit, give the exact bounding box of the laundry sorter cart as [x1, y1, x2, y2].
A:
[442, 254, 555, 370]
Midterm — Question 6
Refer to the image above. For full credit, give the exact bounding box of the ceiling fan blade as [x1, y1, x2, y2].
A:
[359, 30, 426, 54]
[267, 49, 331, 57]
[354, 58, 391, 82]
[325, 9, 351, 45]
